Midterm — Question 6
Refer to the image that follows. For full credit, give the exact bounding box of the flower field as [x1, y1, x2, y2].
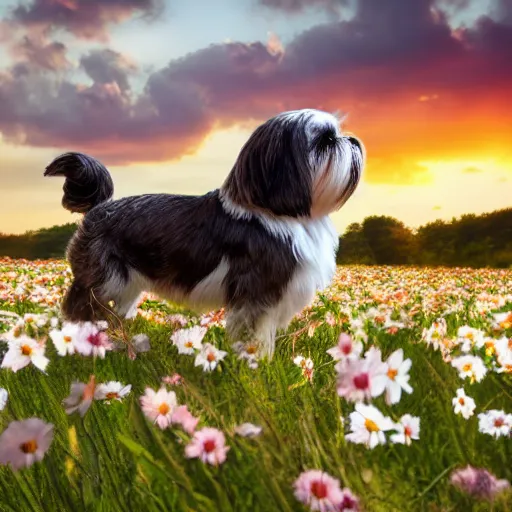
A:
[0, 256, 511, 511]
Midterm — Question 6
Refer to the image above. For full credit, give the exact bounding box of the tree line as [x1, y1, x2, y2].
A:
[336, 208, 512, 268]
[0, 208, 511, 268]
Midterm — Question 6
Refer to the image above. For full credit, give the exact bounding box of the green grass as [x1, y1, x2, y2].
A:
[0, 263, 511, 512]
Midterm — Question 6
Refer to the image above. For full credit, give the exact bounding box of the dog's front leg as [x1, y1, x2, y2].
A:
[225, 308, 278, 360]
[253, 315, 278, 360]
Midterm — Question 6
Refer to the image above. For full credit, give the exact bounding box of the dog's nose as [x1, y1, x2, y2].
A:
[347, 136, 362, 151]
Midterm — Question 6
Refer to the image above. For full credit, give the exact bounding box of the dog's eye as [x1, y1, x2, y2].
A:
[314, 129, 338, 150]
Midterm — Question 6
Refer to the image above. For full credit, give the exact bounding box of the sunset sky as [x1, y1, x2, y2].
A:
[0, 0, 511, 235]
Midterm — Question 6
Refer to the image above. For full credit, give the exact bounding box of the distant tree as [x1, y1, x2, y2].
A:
[337, 223, 375, 264]
[416, 220, 456, 266]
[0, 223, 77, 260]
[361, 216, 416, 265]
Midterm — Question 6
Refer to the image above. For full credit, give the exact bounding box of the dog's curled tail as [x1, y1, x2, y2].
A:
[44, 152, 114, 214]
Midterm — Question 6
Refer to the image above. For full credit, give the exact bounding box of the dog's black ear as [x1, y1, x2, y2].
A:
[223, 114, 313, 217]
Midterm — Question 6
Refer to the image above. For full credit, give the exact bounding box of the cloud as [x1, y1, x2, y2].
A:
[462, 166, 483, 173]
[10, 36, 71, 71]
[80, 49, 138, 92]
[0, 0, 511, 182]
[257, 0, 349, 14]
[8, 0, 163, 41]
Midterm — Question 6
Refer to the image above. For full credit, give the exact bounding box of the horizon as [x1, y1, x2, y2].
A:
[0, 0, 511, 235]
[1, 204, 510, 239]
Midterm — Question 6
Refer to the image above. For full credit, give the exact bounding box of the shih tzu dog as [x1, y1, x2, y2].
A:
[45, 109, 364, 358]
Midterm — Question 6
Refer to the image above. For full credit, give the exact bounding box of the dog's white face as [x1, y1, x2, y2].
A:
[222, 108, 364, 220]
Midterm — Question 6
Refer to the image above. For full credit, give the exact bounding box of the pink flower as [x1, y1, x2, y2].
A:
[63, 375, 96, 416]
[327, 333, 363, 365]
[450, 465, 510, 501]
[293, 469, 344, 511]
[184, 427, 230, 466]
[336, 347, 388, 402]
[167, 314, 188, 327]
[162, 373, 183, 386]
[339, 488, 360, 511]
[140, 387, 177, 429]
[171, 405, 199, 434]
[0, 418, 54, 471]
[325, 312, 337, 326]
[73, 322, 113, 358]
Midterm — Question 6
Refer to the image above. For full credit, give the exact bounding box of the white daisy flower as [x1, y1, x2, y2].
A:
[456, 326, 486, 352]
[94, 381, 132, 402]
[293, 355, 314, 370]
[49, 322, 81, 356]
[1, 335, 49, 373]
[232, 341, 259, 369]
[383, 348, 413, 405]
[171, 326, 207, 355]
[390, 414, 420, 446]
[0, 388, 8, 411]
[23, 313, 48, 328]
[452, 388, 476, 419]
[194, 343, 227, 372]
[345, 403, 395, 449]
[495, 355, 512, 374]
[478, 410, 512, 438]
[492, 311, 512, 330]
[234, 423, 262, 438]
[421, 318, 447, 351]
[495, 336, 512, 364]
[451, 355, 487, 383]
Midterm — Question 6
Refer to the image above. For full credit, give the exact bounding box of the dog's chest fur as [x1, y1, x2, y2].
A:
[188, 213, 339, 324]
[269, 216, 339, 327]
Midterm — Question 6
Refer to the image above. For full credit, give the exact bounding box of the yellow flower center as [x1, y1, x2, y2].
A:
[485, 342, 495, 357]
[458, 397, 465, 405]
[184, 341, 193, 348]
[365, 419, 380, 433]
[499, 314, 512, 329]
[13, 326, 22, 338]
[207, 352, 216, 362]
[246, 345, 257, 355]
[465, 332, 474, 340]
[462, 363, 472, 372]
[20, 439, 38, 454]
[21, 344, 32, 356]
[158, 403, 170, 415]
[63, 335, 72, 343]
[387, 368, 398, 380]
[105, 392, 119, 400]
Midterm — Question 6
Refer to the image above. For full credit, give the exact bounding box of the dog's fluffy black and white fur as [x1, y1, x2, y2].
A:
[45, 109, 364, 358]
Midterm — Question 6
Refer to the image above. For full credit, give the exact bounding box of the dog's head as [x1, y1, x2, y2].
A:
[221, 109, 364, 219]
